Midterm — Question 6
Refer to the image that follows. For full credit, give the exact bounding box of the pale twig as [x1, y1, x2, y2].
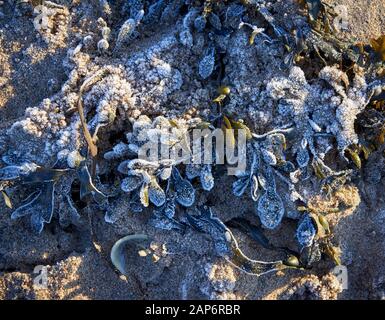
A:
[77, 69, 110, 157]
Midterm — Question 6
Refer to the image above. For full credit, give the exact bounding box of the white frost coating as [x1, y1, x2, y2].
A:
[4, 31, 187, 167]
[266, 66, 370, 154]
[67, 150, 84, 168]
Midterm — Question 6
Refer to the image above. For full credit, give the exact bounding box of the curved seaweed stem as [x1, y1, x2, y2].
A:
[225, 225, 302, 276]
[110, 234, 150, 276]
[188, 206, 299, 276]
[77, 68, 111, 158]
[252, 127, 294, 140]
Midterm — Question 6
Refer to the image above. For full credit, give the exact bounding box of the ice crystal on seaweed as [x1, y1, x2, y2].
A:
[114, 9, 144, 52]
[262, 65, 381, 190]
[171, 167, 195, 207]
[150, 189, 186, 231]
[105, 116, 201, 218]
[230, 126, 296, 229]
[0, 163, 39, 181]
[199, 164, 215, 191]
[186, 163, 215, 192]
[296, 214, 317, 248]
[198, 48, 215, 79]
[257, 189, 285, 230]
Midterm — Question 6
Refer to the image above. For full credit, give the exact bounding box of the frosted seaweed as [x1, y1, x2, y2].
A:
[186, 206, 294, 276]
[296, 214, 317, 248]
[2, 0, 384, 283]
[257, 190, 285, 230]
[172, 167, 195, 207]
[11, 181, 55, 234]
[198, 49, 215, 79]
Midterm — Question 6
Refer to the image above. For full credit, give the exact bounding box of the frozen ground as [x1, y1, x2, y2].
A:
[0, 0, 384, 300]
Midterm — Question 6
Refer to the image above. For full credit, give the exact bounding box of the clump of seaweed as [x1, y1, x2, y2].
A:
[1, 0, 385, 289]
[104, 115, 206, 226]
[230, 124, 296, 229]
[0, 158, 106, 233]
[186, 205, 301, 276]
